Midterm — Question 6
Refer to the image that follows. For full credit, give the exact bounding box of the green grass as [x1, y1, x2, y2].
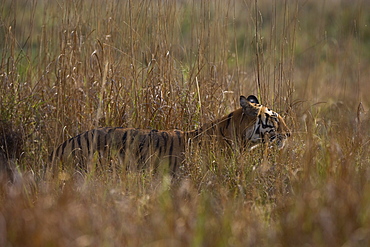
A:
[1, 0, 370, 246]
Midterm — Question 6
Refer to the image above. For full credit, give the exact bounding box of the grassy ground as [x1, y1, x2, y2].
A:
[1, 0, 370, 246]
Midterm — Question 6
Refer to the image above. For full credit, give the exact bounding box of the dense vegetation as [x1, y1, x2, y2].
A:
[1, 0, 370, 246]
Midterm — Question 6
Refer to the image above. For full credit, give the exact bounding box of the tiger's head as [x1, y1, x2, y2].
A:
[240, 95, 291, 149]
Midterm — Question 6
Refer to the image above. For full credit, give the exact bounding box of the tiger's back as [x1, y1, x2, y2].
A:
[50, 127, 185, 175]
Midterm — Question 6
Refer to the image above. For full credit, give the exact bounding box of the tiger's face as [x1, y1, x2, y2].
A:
[240, 95, 291, 149]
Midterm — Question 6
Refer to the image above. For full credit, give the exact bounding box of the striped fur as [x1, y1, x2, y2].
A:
[50, 95, 290, 176]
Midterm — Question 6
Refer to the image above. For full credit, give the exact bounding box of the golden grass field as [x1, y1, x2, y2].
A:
[1, 0, 370, 246]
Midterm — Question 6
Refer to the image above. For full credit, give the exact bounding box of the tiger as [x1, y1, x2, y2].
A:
[49, 95, 290, 177]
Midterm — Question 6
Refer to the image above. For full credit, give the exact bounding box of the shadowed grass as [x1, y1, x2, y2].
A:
[1, 0, 370, 246]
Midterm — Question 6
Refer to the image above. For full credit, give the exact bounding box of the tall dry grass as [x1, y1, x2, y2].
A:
[1, 0, 370, 246]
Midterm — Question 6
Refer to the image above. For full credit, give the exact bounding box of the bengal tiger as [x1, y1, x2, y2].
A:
[49, 95, 290, 177]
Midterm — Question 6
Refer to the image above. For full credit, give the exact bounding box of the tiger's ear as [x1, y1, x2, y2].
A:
[240, 95, 259, 107]
[240, 95, 259, 116]
[246, 95, 259, 104]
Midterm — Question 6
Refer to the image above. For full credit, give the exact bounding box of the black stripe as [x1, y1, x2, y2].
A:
[220, 127, 226, 138]
[161, 132, 169, 146]
[103, 130, 108, 150]
[169, 137, 174, 158]
[55, 145, 61, 159]
[122, 131, 127, 149]
[97, 133, 102, 150]
[49, 151, 54, 162]
[262, 114, 274, 128]
[175, 130, 182, 145]
[139, 136, 146, 155]
[71, 136, 76, 154]
[76, 134, 82, 150]
[54, 146, 60, 159]
[255, 125, 260, 135]
[172, 158, 178, 177]
[138, 136, 147, 164]
[226, 112, 233, 128]
[156, 133, 162, 157]
[160, 132, 169, 158]
[169, 137, 174, 169]
[60, 140, 68, 156]
[84, 131, 90, 155]
[260, 132, 266, 141]
[155, 137, 160, 148]
[119, 130, 127, 158]
[158, 142, 162, 158]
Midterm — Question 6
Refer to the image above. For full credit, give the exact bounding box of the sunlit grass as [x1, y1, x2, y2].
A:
[1, 0, 370, 246]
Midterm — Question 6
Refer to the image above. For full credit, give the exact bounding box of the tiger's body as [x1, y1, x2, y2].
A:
[50, 127, 186, 175]
[50, 95, 290, 176]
